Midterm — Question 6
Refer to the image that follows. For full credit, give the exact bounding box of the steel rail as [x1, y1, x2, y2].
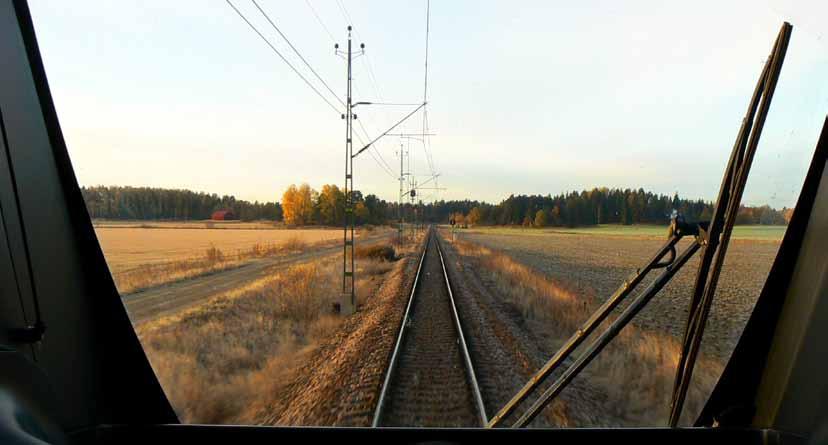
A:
[371, 231, 429, 427]
[372, 228, 487, 427]
[435, 233, 488, 426]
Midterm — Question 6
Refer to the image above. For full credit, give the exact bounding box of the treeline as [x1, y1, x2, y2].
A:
[422, 188, 791, 227]
[81, 185, 282, 221]
[81, 184, 790, 227]
[281, 183, 389, 226]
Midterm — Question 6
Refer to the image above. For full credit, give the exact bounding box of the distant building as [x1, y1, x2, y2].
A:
[211, 210, 236, 220]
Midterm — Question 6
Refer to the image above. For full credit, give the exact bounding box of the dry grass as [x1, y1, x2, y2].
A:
[113, 237, 315, 294]
[280, 236, 307, 252]
[136, 253, 399, 424]
[97, 225, 395, 294]
[456, 228, 778, 362]
[138, 259, 331, 422]
[355, 244, 396, 262]
[451, 238, 722, 426]
[94, 226, 345, 274]
[93, 219, 283, 230]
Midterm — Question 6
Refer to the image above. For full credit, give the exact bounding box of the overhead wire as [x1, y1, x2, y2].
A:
[251, 0, 346, 109]
[353, 130, 396, 179]
[229, 0, 399, 189]
[329, 1, 404, 184]
[300, 0, 434, 191]
[357, 120, 396, 174]
[298, 0, 397, 181]
[421, 0, 436, 178]
[354, 103, 426, 158]
[304, 0, 337, 42]
[349, 82, 397, 178]
[225, 0, 342, 115]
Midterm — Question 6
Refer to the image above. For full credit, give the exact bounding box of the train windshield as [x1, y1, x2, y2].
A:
[27, 0, 828, 427]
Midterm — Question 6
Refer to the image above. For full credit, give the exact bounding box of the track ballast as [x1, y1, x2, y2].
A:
[372, 228, 486, 427]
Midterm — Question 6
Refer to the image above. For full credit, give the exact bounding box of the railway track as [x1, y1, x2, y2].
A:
[372, 227, 487, 427]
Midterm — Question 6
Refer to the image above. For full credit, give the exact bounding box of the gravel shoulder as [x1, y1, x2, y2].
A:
[377, 234, 480, 427]
[246, 244, 422, 426]
[438, 231, 610, 427]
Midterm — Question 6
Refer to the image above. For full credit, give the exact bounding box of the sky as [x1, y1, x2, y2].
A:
[27, 1, 828, 208]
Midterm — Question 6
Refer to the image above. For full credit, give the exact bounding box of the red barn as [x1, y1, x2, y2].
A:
[211, 210, 236, 220]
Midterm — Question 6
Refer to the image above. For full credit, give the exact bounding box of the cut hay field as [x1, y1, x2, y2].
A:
[92, 221, 391, 295]
[92, 219, 284, 230]
[94, 224, 345, 274]
[457, 226, 782, 361]
[447, 225, 783, 425]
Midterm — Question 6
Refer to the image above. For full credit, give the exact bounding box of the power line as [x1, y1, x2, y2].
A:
[348, 70, 399, 180]
[251, 0, 346, 109]
[354, 103, 426, 158]
[349, 115, 395, 178]
[357, 121, 396, 176]
[367, 147, 398, 179]
[423, 109, 435, 173]
[304, 0, 336, 42]
[354, 128, 396, 179]
[225, 0, 342, 115]
[312, 1, 398, 182]
[421, 0, 436, 176]
[328, 2, 429, 188]
[230, 1, 404, 191]
[347, 83, 395, 177]
[423, 0, 430, 105]
[299, 2, 395, 181]
[362, 102, 424, 106]
[361, 51, 384, 101]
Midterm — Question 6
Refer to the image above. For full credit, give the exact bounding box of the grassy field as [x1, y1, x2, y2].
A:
[93, 221, 391, 294]
[447, 226, 781, 425]
[94, 224, 345, 273]
[137, 241, 411, 424]
[92, 219, 285, 230]
[460, 224, 787, 241]
[456, 228, 780, 358]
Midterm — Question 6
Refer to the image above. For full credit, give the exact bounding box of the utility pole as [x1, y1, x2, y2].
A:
[332, 30, 423, 303]
[336, 26, 364, 315]
[398, 141, 405, 246]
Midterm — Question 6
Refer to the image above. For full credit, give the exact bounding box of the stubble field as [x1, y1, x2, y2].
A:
[92, 221, 390, 295]
[445, 224, 783, 425]
[94, 221, 344, 274]
[458, 225, 782, 360]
